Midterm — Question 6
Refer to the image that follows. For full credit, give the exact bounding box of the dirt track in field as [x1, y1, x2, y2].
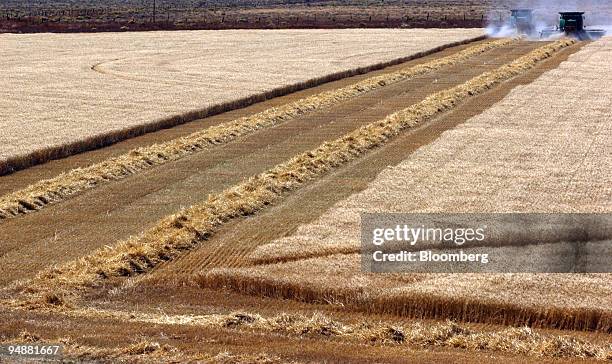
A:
[0, 41, 560, 286]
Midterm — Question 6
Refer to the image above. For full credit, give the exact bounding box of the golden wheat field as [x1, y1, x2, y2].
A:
[2, 23, 611, 360]
[0, 28, 482, 173]
[201, 38, 612, 330]
[13, 40, 575, 304]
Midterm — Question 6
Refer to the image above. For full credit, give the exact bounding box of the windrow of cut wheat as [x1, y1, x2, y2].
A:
[10, 39, 575, 307]
[36, 307, 612, 361]
[0, 38, 512, 221]
[200, 253, 612, 333]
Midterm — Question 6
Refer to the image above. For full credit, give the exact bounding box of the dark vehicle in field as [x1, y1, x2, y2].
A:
[541, 12, 606, 40]
[510, 9, 535, 35]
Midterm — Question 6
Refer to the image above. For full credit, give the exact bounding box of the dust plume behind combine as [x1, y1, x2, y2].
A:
[487, 0, 612, 39]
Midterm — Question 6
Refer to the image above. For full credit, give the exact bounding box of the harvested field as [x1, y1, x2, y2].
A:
[0, 40, 551, 287]
[6, 40, 575, 307]
[1, 28, 609, 362]
[198, 38, 612, 332]
[202, 255, 612, 332]
[0, 28, 483, 175]
[2, 306, 584, 364]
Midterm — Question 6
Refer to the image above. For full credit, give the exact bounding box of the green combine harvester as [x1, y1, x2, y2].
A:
[540, 12, 606, 40]
[510, 9, 535, 35]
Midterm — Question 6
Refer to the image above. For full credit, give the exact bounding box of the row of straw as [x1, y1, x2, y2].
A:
[200, 262, 611, 333]
[50, 308, 612, 360]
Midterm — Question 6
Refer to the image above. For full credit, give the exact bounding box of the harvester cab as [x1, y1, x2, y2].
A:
[559, 12, 584, 33]
[541, 12, 606, 40]
[510, 9, 535, 35]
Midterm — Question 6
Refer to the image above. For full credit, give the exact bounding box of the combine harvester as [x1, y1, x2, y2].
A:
[540, 12, 607, 40]
[509, 9, 536, 36]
